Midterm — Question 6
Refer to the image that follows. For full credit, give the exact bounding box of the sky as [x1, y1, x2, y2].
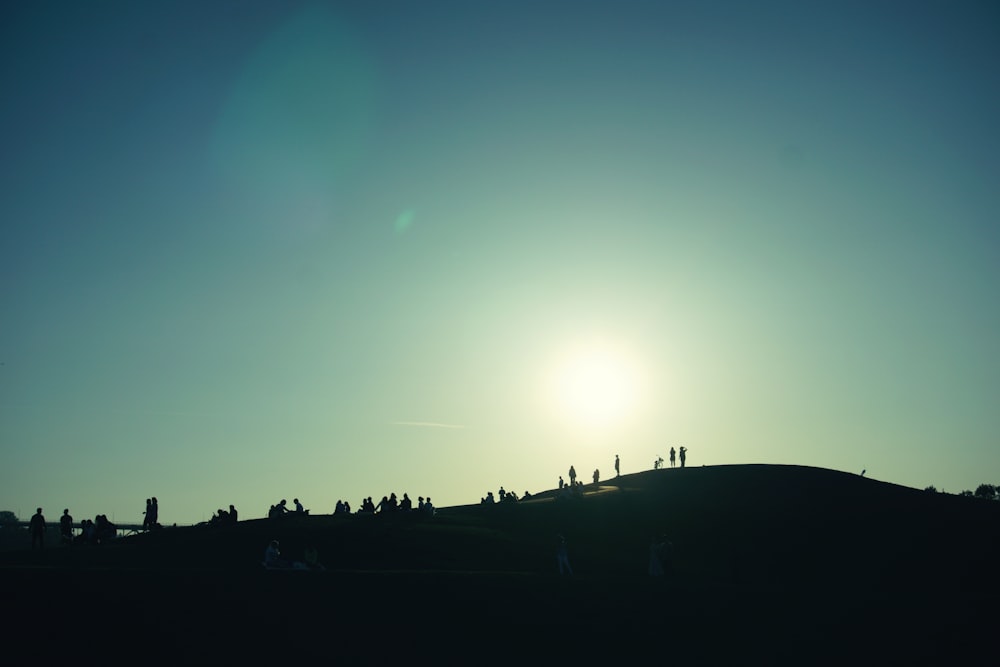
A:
[1, 1, 998, 525]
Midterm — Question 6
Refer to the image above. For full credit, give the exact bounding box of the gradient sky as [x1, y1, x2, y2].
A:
[2, 1, 997, 524]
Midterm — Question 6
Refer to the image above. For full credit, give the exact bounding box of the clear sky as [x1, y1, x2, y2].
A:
[2, 1, 997, 525]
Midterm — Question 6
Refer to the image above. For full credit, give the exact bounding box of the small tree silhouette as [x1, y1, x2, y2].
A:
[923, 485, 938, 493]
[0, 510, 17, 527]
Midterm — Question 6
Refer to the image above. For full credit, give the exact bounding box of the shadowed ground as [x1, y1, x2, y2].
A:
[3, 465, 996, 661]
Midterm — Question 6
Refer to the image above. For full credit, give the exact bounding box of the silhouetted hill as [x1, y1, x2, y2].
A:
[4, 465, 997, 660]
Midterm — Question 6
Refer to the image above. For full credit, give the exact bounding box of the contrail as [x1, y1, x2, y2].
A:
[391, 421, 465, 430]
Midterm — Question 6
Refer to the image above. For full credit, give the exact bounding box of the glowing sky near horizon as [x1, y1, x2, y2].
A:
[1, 1, 998, 524]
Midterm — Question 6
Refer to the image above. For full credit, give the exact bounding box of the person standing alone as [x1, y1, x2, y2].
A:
[29, 508, 46, 550]
[60, 509, 73, 545]
[615, 454, 620, 477]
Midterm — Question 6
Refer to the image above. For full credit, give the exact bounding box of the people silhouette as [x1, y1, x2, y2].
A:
[556, 534, 572, 575]
[558, 476, 564, 489]
[29, 508, 46, 550]
[593, 469, 600, 484]
[679, 447, 687, 468]
[649, 536, 665, 576]
[615, 454, 620, 477]
[304, 544, 325, 571]
[649, 534, 673, 576]
[229, 505, 238, 523]
[569, 466, 577, 486]
[149, 497, 159, 528]
[263, 540, 290, 569]
[60, 509, 73, 545]
[669, 447, 676, 468]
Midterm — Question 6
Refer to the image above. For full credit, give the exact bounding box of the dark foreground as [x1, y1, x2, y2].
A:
[4, 465, 997, 661]
[6, 567, 992, 662]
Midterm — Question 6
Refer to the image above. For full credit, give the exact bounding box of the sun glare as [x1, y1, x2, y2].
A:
[546, 338, 643, 434]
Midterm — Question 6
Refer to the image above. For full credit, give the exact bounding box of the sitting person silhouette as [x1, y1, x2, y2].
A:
[263, 540, 291, 569]
[303, 544, 325, 571]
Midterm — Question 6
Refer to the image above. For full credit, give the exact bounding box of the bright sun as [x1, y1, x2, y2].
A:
[547, 338, 643, 434]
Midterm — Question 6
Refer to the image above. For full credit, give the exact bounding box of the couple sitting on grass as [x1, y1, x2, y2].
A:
[262, 540, 325, 571]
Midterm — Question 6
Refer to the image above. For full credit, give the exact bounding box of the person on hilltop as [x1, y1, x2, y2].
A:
[679, 447, 687, 468]
[149, 497, 159, 528]
[142, 499, 152, 531]
[229, 505, 238, 523]
[669, 447, 676, 468]
[60, 509, 74, 545]
[593, 469, 600, 484]
[294, 498, 306, 514]
[30, 508, 47, 551]
[558, 476, 564, 490]
[569, 466, 577, 486]
[615, 454, 620, 477]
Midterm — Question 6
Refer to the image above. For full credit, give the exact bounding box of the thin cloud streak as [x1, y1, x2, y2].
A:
[391, 421, 466, 430]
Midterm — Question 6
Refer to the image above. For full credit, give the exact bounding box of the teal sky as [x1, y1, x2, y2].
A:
[2, 1, 997, 524]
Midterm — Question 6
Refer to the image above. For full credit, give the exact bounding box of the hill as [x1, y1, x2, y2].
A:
[3, 464, 997, 660]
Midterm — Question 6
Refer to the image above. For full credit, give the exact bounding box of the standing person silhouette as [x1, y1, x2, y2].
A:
[29, 508, 46, 550]
[60, 509, 73, 544]
[614, 454, 620, 477]
[556, 534, 572, 575]
[149, 497, 159, 528]
[568, 466, 577, 487]
[679, 446, 687, 468]
[669, 447, 676, 468]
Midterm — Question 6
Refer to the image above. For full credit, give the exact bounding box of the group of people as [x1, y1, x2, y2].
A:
[480, 487, 529, 504]
[671, 447, 688, 468]
[355, 493, 435, 515]
[207, 505, 238, 527]
[28, 507, 120, 549]
[77, 515, 118, 545]
[267, 498, 308, 518]
[268, 493, 436, 517]
[654, 447, 689, 469]
[142, 498, 160, 531]
[262, 539, 325, 571]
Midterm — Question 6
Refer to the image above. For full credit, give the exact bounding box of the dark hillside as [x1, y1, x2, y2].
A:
[3, 465, 997, 659]
[3, 464, 997, 592]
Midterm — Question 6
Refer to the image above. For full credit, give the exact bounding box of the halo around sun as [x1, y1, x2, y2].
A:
[544, 336, 645, 436]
